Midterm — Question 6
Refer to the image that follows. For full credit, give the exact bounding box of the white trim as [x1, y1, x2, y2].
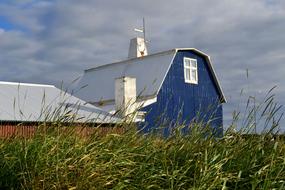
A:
[205, 56, 227, 102]
[0, 81, 55, 88]
[155, 48, 225, 102]
[176, 48, 226, 102]
[156, 51, 177, 95]
[183, 57, 198, 84]
[93, 96, 158, 115]
[137, 96, 157, 107]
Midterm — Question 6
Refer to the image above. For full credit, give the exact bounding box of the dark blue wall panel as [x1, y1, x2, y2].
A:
[141, 50, 223, 136]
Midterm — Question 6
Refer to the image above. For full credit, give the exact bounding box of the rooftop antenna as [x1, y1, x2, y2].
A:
[128, 18, 148, 58]
[134, 18, 148, 43]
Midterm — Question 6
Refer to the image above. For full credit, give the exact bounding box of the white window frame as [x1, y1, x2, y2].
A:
[184, 57, 198, 84]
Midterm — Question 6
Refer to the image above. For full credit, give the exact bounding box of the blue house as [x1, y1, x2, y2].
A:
[75, 37, 226, 134]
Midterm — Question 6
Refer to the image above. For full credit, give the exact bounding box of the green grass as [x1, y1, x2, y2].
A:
[0, 87, 284, 189]
[0, 125, 285, 190]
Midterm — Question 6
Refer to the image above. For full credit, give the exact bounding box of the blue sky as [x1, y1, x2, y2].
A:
[0, 0, 284, 131]
[0, 16, 14, 30]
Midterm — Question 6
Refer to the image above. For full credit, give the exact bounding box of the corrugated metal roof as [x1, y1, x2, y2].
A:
[74, 48, 226, 111]
[0, 81, 120, 123]
[76, 50, 177, 104]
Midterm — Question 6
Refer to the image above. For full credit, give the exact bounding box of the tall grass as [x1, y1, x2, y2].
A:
[1, 128, 285, 189]
[0, 89, 284, 189]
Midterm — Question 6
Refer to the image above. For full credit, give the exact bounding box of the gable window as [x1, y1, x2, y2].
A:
[184, 57, 198, 84]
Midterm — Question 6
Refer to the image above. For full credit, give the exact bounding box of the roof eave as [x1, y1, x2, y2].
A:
[175, 48, 227, 103]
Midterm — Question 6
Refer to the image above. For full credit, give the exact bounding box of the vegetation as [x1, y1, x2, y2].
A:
[0, 88, 284, 189]
[0, 127, 284, 189]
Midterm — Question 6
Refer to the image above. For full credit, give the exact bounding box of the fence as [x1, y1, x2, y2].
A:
[0, 122, 125, 138]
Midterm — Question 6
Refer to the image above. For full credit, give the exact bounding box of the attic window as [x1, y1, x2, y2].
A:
[184, 57, 198, 84]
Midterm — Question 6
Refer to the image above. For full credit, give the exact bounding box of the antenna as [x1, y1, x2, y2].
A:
[134, 18, 147, 43]
[143, 17, 146, 42]
[130, 18, 149, 58]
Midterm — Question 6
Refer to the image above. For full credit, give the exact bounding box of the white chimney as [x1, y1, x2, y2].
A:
[115, 76, 137, 120]
[128, 37, 148, 59]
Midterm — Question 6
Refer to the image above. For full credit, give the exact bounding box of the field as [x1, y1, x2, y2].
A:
[0, 124, 284, 190]
[0, 89, 284, 189]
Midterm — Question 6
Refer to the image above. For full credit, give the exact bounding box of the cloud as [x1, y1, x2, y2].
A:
[0, 28, 4, 34]
[0, 0, 284, 128]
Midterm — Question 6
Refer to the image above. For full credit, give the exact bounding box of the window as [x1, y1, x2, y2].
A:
[184, 57, 198, 84]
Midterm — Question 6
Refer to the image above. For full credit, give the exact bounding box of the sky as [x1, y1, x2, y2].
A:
[0, 0, 284, 131]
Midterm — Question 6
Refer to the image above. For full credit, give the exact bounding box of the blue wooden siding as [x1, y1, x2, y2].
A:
[141, 50, 223, 136]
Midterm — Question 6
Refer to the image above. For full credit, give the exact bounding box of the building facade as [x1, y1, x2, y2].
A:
[74, 38, 226, 134]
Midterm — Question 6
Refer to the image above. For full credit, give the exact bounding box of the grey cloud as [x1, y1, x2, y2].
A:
[0, 0, 284, 128]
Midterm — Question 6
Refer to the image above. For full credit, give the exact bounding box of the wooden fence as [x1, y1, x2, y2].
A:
[0, 122, 125, 138]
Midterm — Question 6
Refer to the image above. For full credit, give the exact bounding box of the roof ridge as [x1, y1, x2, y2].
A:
[0, 81, 55, 88]
[84, 48, 210, 73]
[85, 49, 177, 72]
